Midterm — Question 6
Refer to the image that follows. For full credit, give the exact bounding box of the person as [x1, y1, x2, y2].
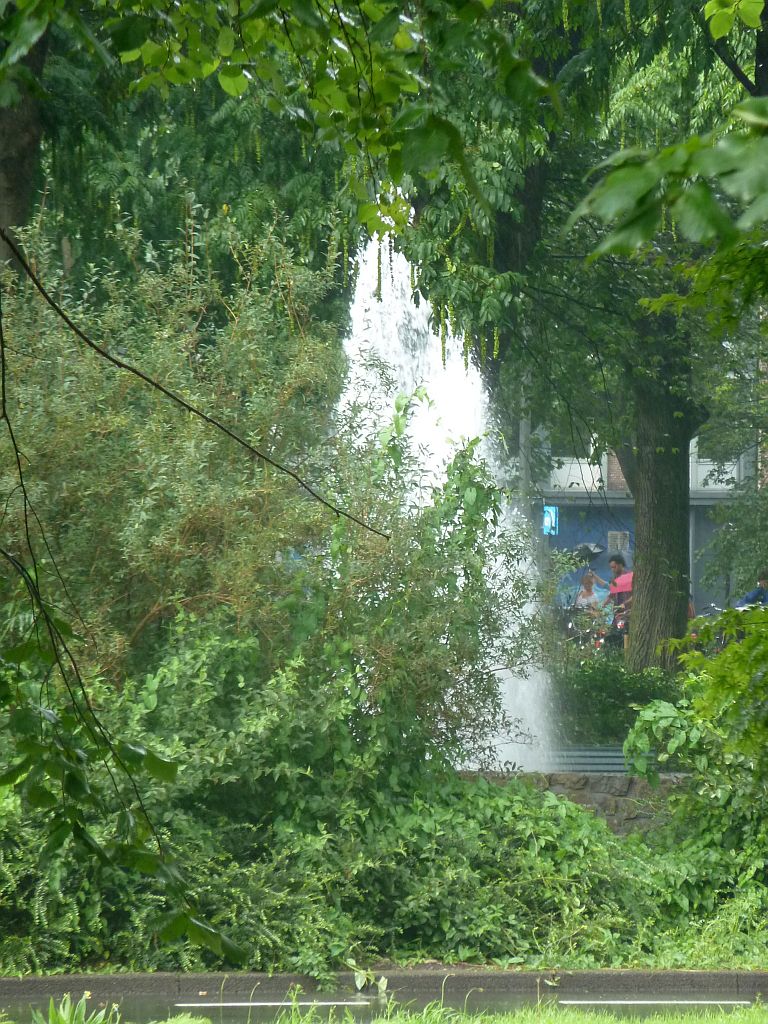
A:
[600, 553, 632, 606]
[735, 570, 768, 608]
[601, 552, 633, 650]
[573, 570, 601, 615]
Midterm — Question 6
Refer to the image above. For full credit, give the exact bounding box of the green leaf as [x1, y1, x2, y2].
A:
[388, 147, 403, 183]
[503, 60, 548, 105]
[2, 14, 49, 68]
[118, 741, 148, 765]
[391, 102, 429, 131]
[116, 845, 164, 874]
[158, 910, 190, 941]
[187, 916, 223, 954]
[672, 181, 736, 243]
[217, 26, 237, 56]
[736, 189, 768, 229]
[220, 934, 248, 963]
[3, 638, 55, 666]
[63, 769, 91, 800]
[368, 7, 400, 42]
[26, 784, 58, 809]
[360, 0, 388, 21]
[733, 96, 768, 128]
[144, 749, 179, 783]
[709, 8, 736, 37]
[72, 823, 111, 865]
[400, 121, 452, 175]
[240, 0, 281, 19]
[393, 26, 416, 49]
[108, 15, 154, 54]
[218, 67, 249, 96]
[703, 0, 734, 15]
[594, 197, 662, 253]
[140, 39, 169, 67]
[588, 164, 660, 222]
[0, 758, 32, 787]
[289, 0, 325, 29]
[737, 0, 764, 27]
[41, 822, 72, 858]
[49, 614, 76, 639]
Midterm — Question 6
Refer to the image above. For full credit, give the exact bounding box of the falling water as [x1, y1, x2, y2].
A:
[343, 240, 554, 770]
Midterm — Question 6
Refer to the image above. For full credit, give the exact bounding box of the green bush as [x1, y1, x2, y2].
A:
[625, 607, 768, 913]
[550, 656, 680, 745]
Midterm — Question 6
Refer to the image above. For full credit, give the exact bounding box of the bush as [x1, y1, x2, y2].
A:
[624, 607, 768, 915]
[550, 656, 680, 745]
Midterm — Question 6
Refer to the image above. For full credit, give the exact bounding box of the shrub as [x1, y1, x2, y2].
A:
[550, 656, 680, 745]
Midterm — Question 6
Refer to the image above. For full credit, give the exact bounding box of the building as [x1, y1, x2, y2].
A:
[539, 440, 750, 610]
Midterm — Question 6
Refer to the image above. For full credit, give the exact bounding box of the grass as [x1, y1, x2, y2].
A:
[354, 1008, 763, 1024]
[277, 1003, 768, 1024]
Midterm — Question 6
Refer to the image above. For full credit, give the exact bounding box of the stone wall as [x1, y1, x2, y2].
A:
[522, 771, 684, 834]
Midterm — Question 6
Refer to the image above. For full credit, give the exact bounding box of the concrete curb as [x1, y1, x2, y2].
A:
[1, 970, 768, 1004]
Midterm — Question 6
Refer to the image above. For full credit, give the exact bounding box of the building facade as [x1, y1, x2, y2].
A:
[539, 440, 748, 611]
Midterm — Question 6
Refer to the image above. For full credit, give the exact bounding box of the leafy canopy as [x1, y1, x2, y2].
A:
[0, 0, 549, 231]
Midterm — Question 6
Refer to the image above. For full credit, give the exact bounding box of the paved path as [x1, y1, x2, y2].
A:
[1, 969, 767, 1005]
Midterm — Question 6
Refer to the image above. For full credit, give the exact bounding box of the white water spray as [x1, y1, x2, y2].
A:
[343, 241, 554, 770]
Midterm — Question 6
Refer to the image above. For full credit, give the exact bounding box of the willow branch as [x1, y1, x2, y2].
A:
[0, 228, 390, 540]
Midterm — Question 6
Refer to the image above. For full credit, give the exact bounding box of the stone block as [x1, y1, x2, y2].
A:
[564, 790, 599, 808]
[591, 794, 619, 814]
[598, 775, 632, 796]
[549, 772, 589, 789]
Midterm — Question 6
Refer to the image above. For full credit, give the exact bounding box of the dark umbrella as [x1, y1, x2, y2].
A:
[574, 542, 605, 564]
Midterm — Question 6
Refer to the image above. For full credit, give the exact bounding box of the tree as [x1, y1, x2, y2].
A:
[397, 0, 768, 668]
[7, 0, 768, 673]
[0, 171, 542, 939]
[0, 0, 547, 263]
[0, 41, 48, 262]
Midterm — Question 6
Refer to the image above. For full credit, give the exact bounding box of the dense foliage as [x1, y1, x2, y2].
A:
[0, 227, 547, 967]
[550, 655, 680, 747]
[3, 0, 768, 982]
[621, 609, 768, 933]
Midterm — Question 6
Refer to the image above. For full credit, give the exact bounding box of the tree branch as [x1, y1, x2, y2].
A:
[693, 6, 757, 94]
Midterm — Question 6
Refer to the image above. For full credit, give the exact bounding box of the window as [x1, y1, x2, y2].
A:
[607, 530, 630, 554]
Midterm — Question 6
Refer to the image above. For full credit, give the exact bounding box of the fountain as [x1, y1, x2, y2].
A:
[342, 239, 554, 770]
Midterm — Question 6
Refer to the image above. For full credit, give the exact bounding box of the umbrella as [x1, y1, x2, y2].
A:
[574, 542, 605, 564]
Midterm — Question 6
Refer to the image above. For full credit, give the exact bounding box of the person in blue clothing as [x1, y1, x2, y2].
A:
[735, 569, 768, 607]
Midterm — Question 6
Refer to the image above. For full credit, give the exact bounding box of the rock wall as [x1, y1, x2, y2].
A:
[522, 771, 684, 834]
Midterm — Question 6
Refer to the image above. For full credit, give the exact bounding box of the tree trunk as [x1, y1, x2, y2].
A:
[0, 38, 48, 265]
[615, 319, 704, 671]
[619, 396, 692, 671]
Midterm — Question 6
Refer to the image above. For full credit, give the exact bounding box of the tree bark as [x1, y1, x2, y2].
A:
[619, 397, 692, 670]
[755, 6, 768, 97]
[0, 38, 48, 265]
[615, 318, 704, 671]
